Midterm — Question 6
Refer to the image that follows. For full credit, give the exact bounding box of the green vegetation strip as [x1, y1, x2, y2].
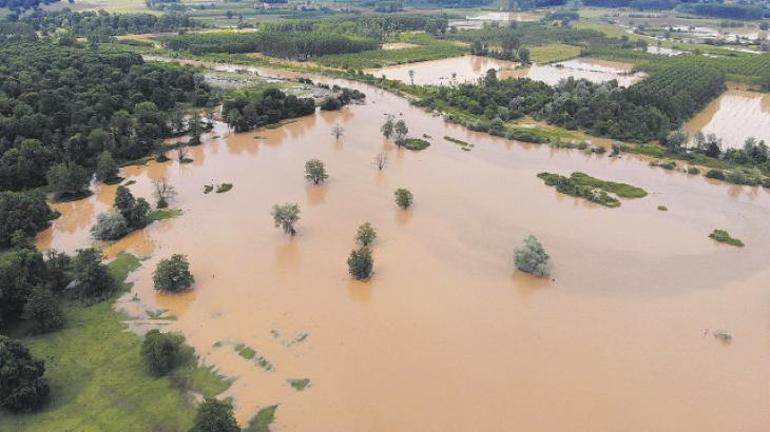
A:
[287, 378, 311, 391]
[402, 138, 431, 151]
[245, 405, 278, 432]
[0, 253, 230, 432]
[538, 172, 647, 208]
[709, 229, 744, 247]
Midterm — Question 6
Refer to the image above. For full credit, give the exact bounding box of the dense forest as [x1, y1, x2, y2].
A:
[417, 65, 725, 142]
[15, 9, 200, 37]
[223, 88, 316, 132]
[0, 43, 213, 194]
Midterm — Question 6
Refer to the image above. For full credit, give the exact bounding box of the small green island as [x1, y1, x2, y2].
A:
[709, 229, 745, 247]
[537, 172, 648, 208]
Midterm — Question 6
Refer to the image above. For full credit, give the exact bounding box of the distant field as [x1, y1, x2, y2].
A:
[529, 43, 582, 63]
[317, 33, 466, 69]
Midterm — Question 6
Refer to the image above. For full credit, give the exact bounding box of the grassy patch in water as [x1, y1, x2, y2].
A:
[0, 253, 229, 432]
[216, 183, 233, 193]
[235, 343, 257, 360]
[287, 378, 311, 391]
[538, 172, 647, 208]
[245, 405, 278, 432]
[529, 43, 582, 63]
[402, 138, 430, 151]
[709, 229, 744, 247]
[148, 208, 182, 222]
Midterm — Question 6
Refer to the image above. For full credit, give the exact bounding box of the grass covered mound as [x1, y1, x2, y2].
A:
[402, 138, 430, 151]
[0, 253, 230, 432]
[709, 229, 744, 247]
[537, 172, 648, 208]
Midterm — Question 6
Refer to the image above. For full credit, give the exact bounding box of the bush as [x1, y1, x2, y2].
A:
[90, 211, 130, 241]
[190, 398, 240, 432]
[705, 169, 726, 180]
[355, 222, 377, 246]
[402, 138, 430, 151]
[347, 247, 373, 280]
[153, 254, 195, 292]
[514, 235, 550, 277]
[687, 166, 701, 175]
[394, 188, 413, 209]
[0, 335, 50, 412]
[709, 229, 744, 247]
[141, 329, 187, 376]
[304, 159, 329, 185]
[271, 203, 301, 236]
[23, 288, 64, 334]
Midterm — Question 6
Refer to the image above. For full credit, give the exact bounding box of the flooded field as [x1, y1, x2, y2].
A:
[37, 67, 770, 431]
[684, 89, 770, 149]
[366, 55, 518, 86]
[504, 58, 644, 87]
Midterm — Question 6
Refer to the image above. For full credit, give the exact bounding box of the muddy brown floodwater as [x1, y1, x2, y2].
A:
[684, 89, 770, 149]
[37, 66, 770, 431]
[365, 55, 519, 86]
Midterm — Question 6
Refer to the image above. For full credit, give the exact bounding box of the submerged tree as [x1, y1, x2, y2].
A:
[153, 179, 177, 208]
[190, 398, 240, 432]
[0, 336, 50, 412]
[514, 235, 550, 277]
[408, 69, 415, 85]
[373, 152, 388, 171]
[304, 159, 328, 185]
[271, 203, 301, 236]
[394, 188, 414, 209]
[331, 123, 345, 140]
[95, 151, 119, 183]
[355, 222, 377, 246]
[153, 254, 195, 292]
[347, 247, 373, 280]
[188, 114, 202, 146]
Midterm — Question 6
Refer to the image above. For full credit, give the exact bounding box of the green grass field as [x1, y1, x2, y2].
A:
[317, 33, 467, 69]
[529, 43, 582, 63]
[0, 253, 230, 432]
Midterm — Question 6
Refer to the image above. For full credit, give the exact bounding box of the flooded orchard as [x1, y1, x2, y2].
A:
[37, 71, 770, 431]
[684, 89, 770, 149]
[367, 55, 644, 88]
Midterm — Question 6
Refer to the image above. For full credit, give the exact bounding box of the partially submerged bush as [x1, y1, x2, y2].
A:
[514, 235, 550, 277]
[153, 254, 195, 292]
[402, 138, 430, 151]
[90, 211, 130, 241]
[347, 247, 373, 280]
[709, 229, 744, 247]
[394, 188, 413, 209]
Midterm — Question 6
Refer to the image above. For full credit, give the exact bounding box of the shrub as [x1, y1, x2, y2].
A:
[514, 235, 550, 277]
[153, 254, 195, 292]
[271, 203, 300, 236]
[319, 96, 342, 111]
[23, 288, 64, 334]
[190, 398, 240, 432]
[705, 169, 726, 180]
[0, 335, 50, 412]
[687, 166, 701, 175]
[394, 188, 413, 209]
[709, 229, 744, 247]
[90, 211, 130, 241]
[304, 159, 328, 185]
[347, 247, 373, 280]
[402, 138, 430, 151]
[141, 329, 187, 376]
[355, 222, 377, 246]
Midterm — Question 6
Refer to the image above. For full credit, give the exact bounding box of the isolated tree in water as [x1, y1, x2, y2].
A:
[153, 254, 195, 292]
[394, 120, 408, 146]
[514, 235, 550, 277]
[373, 152, 388, 171]
[347, 247, 373, 280]
[271, 203, 300, 236]
[394, 188, 413, 209]
[190, 398, 240, 432]
[0, 335, 50, 412]
[408, 69, 415, 85]
[355, 222, 377, 246]
[304, 159, 329, 185]
[331, 123, 344, 140]
[380, 114, 395, 140]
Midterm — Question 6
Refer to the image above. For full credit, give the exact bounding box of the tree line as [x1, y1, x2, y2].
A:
[12, 9, 200, 37]
[417, 64, 725, 142]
